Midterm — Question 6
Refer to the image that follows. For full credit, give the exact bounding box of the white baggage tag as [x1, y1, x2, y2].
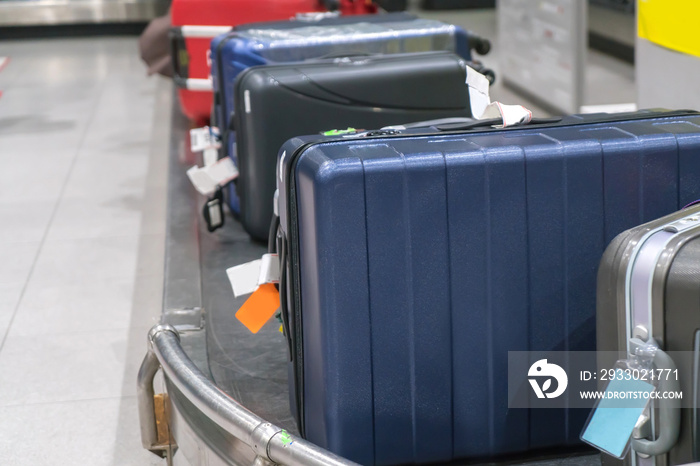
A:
[190, 126, 221, 153]
[481, 102, 533, 128]
[203, 147, 219, 167]
[258, 254, 280, 286]
[227, 260, 262, 297]
[466, 65, 533, 128]
[466, 65, 492, 118]
[190, 127, 212, 152]
[186, 158, 238, 196]
[226, 253, 280, 297]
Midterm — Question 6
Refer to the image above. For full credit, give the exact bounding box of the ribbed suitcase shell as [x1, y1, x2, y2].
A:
[277, 111, 700, 465]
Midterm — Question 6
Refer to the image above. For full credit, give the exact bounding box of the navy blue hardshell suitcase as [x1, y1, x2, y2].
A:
[275, 110, 700, 465]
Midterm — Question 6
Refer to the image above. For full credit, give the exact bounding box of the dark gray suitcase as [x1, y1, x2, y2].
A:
[232, 51, 477, 240]
[597, 203, 700, 466]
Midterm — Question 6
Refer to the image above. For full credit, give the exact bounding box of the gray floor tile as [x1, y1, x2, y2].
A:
[8, 278, 160, 337]
[30, 235, 141, 287]
[0, 327, 151, 405]
[0, 152, 75, 202]
[46, 196, 144, 241]
[61, 152, 149, 201]
[0, 283, 23, 342]
[0, 200, 54, 244]
[0, 47, 169, 466]
[0, 241, 40, 286]
[0, 397, 164, 466]
[0, 57, 27, 88]
[0, 83, 100, 119]
[0, 130, 85, 158]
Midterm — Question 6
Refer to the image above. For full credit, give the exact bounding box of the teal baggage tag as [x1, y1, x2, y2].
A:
[581, 375, 655, 458]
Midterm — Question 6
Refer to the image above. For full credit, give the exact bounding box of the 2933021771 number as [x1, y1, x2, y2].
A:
[598, 368, 679, 382]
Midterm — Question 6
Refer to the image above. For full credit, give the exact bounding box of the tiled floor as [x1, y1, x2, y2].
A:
[0, 37, 168, 465]
[0, 8, 634, 465]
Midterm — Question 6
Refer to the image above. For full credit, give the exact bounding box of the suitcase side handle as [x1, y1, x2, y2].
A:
[269, 214, 294, 361]
[631, 344, 681, 456]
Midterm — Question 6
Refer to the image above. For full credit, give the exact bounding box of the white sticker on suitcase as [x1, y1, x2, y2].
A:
[244, 90, 251, 114]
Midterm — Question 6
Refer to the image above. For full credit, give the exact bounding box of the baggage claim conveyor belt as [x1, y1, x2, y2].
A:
[137, 101, 604, 466]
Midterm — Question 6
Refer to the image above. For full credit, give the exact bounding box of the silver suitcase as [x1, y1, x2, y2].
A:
[597, 203, 700, 466]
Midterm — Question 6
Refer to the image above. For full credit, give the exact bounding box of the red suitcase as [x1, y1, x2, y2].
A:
[171, 0, 378, 124]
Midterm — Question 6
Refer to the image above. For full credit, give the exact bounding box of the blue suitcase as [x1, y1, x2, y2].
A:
[274, 110, 700, 465]
[211, 13, 475, 138]
[209, 13, 483, 217]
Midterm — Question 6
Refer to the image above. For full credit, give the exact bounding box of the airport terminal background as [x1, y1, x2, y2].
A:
[0, 0, 696, 464]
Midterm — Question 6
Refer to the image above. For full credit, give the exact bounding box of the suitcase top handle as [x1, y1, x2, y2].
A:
[382, 109, 700, 136]
[434, 116, 562, 131]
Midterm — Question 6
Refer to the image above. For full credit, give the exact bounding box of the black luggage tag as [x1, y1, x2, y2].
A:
[202, 186, 225, 232]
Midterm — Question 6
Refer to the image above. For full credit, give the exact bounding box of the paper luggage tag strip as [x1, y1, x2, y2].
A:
[580, 376, 655, 458]
[226, 254, 281, 334]
[202, 147, 219, 167]
[187, 157, 238, 196]
[466, 65, 532, 128]
[190, 126, 221, 153]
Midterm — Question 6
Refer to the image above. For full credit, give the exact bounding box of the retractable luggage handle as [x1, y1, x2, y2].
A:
[169, 26, 234, 91]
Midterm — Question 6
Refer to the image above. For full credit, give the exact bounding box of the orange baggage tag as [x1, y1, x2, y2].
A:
[235, 283, 280, 334]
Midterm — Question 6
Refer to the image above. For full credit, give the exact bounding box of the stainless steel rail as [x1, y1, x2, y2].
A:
[138, 348, 165, 456]
[138, 323, 360, 466]
[0, 0, 168, 27]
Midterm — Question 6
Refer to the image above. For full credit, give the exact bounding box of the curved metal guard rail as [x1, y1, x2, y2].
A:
[138, 324, 360, 466]
[137, 348, 164, 456]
